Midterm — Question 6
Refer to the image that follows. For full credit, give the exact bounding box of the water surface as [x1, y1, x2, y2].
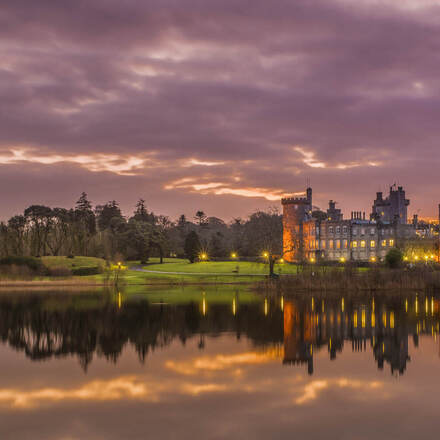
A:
[0, 287, 439, 439]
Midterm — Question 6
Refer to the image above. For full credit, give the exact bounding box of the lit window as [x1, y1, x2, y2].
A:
[389, 239, 394, 247]
[370, 240, 376, 248]
[343, 240, 348, 249]
[321, 240, 326, 249]
[352, 241, 358, 248]
[361, 240, 366, 248]
[381, 240, 387, 247]
[336, 240, 341, 249]
[329, 240, 334, 249]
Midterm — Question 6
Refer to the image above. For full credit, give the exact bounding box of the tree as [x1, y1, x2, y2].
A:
[243, 209, 283, 277]
[24, 205, 54, 256]
[96, 201, 124, 231]
[73, 193, 96, 255]
[209, 232, 227, 258]
[177, 214, 187, 229]
[184, 231, 201, 263]
[385, 248, 403, 269]
[7, 215, 27, 256]
[194, 211, 207, 226]
[133, 199, 155, 223]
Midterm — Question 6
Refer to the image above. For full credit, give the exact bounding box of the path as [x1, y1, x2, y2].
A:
[129, 266, 269, 277]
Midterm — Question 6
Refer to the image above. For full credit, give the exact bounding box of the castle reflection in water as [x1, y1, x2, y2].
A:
[282, 295, 440, 375]
[0, 291, 438, 375]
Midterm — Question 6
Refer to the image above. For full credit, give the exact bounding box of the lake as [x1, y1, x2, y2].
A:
[0, 286, 439, 439]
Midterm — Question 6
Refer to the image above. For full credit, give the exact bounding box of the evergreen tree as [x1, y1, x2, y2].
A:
[184, 231, 201, 263]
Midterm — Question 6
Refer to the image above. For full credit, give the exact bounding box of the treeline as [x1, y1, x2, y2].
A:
[0, 193, 282, 261]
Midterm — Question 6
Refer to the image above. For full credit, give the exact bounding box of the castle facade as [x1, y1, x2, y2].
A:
[282, 185, 415, 263]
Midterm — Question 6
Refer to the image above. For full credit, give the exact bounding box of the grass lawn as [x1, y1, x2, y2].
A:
[3, 256, 366, 287]
[133, 258, 300, 275]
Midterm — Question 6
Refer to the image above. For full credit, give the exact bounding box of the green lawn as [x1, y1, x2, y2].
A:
[133, 259, 299, 275]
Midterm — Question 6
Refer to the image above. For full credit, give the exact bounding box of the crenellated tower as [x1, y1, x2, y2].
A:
[282, 187, 312, 262]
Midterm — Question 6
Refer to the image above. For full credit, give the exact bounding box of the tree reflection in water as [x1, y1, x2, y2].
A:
[0, 291, 438, 375]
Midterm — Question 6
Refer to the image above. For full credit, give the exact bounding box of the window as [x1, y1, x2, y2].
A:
[381, 239, 387, 247]
[389, 239, 394, 247]
[336, 240, 341, 249]
[343, 240, 348, 249]
[352, 241, 358, 248]
[343, 226, 347, 234]
[353, 228, 357, 236]
[361, 228, 366, 235]
[370, 228, 375, 235]
[329, 226, 334, 234]
[361, 240, 366, 248]
[370, 240, 376, 248]
[380, 229, 385, 236]
[329, 240, 334, 249]
[321, 240, 326, 249]
[336, 226, 340, 234]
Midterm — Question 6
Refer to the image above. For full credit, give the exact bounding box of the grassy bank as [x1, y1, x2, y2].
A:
[257, 266, 440, 294]
[0, 256, 295, 286]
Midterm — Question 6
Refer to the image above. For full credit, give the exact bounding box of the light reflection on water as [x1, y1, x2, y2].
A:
[0, 288, 439, 439]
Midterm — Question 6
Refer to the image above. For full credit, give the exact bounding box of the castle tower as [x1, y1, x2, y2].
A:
[371, 185, 410, 224]
[282, 187, 312, 262]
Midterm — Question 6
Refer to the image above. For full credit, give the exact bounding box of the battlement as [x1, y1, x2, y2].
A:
[281, 197, 309, 205]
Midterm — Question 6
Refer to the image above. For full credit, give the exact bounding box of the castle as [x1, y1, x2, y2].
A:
[282, 185, 415, 263]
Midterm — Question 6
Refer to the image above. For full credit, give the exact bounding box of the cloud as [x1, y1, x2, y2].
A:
[0, 0, 439, 219]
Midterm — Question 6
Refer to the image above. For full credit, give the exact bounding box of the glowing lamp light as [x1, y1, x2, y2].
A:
[415, 256, 419, 261]
[231, 252, 237, 259]
[370, 256, 376, 263]
[262, 252, 269, 258]
[200, 253, 208, 261]
[279, 258, 284, 263]
[310, 257, 316, 263]
[424, 255, 429, 261]
[403, 256, 409, 261]
[339, 257, 346, 263]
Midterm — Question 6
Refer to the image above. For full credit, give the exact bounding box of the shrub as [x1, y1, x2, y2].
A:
[0, 264, 33, 279]
[0, 256, 45, 273]
[72, 266, 102, 276]
[48, 267, 72, 277]
[385, 248, 403, 269]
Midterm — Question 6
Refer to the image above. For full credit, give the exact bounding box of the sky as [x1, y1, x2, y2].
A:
[1, 0, 439, 221]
